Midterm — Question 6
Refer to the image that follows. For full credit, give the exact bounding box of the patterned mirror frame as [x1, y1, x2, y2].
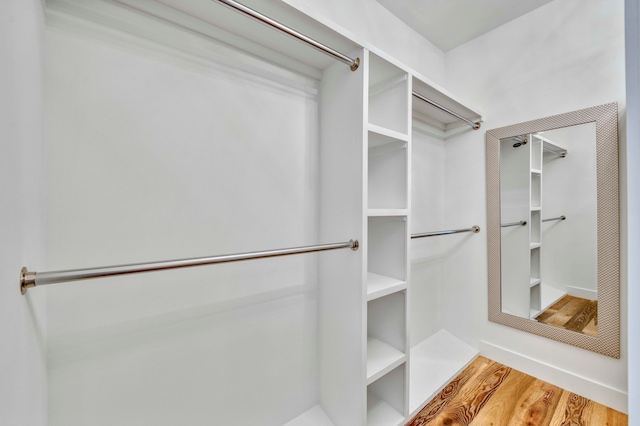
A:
[486, 102, 620, 358]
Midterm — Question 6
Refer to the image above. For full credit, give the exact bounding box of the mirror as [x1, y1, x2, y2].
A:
[486, 103, 620, 358]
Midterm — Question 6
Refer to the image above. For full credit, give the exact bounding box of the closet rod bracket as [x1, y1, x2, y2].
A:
[350, 239, 359, 251]
[350, 58, 360, 72]
[20, 267, 36, 295]
[472, 225, 481, 233]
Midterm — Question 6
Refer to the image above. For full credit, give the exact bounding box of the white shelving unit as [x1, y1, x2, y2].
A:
[50, 2, 485, 423]
[529, 134, 543, 317]
[528, 134, 570, 319]
[364, 51, 410, 425]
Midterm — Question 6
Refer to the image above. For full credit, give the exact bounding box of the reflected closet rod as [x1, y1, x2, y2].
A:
[20, 239, 359, 295]
[501, 220, 527, 228]
[412, 91, 481, 130]
[215, 0, 360, 71]
[542, 215, 566, 222]
[411, 225, 480, 239]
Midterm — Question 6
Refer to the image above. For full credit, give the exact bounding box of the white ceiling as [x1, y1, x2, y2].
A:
[376, 0, 554, 52]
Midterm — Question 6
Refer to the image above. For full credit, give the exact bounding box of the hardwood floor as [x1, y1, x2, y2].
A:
[406, 356, 627, 426]
[535, 295, 598, 336]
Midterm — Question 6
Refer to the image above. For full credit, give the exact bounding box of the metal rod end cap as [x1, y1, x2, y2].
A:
[350, 239, 359, 251]
[561, 215, 566, 220]
[350, 58, 360, 72]
[472, 225, 481, 233]
[473, 122, 481, 130]
[20, 267, 36, 295]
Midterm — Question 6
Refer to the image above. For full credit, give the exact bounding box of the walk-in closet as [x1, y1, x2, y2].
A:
[2, 0, 634, 425]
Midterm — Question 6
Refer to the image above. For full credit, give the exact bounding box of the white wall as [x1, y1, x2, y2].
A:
[444, 0, 628, 412]
[625, 0, 640, 422]
[45, 11, 320, 426]
[541, 124, 598, 296]
[282, 0, 446, 87]
[0, 0, 48, 424]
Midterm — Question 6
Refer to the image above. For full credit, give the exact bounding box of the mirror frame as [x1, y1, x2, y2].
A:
[486, 102, 619, 358]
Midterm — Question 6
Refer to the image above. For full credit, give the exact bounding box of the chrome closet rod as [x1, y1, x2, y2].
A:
[20, 239, 359, 294]
[411, 225, 480, 239]
[542, 215, 566, 222]
[412, 91, 481, 130]
[501, 220, 527, 228]
[214, 0, 360, 71]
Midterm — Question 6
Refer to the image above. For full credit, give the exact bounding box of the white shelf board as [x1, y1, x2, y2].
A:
[530, 242, 541, 249]
[367, 272, 406, 301]
[409, 330, 479, 416]
[530, 278, 541, 287]
[367, 209, 407, 217]
[531, 169, 542, 174]
[367, 394, 405, 426]
[367, 337, 406, 385]
[368, 123, 409, 143]
[531, 206, 541, 211]
[283, 405, 335, 426]
[412, 76, 483, 131]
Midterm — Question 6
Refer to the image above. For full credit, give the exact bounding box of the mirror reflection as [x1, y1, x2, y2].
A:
[499, 123, 598, 335]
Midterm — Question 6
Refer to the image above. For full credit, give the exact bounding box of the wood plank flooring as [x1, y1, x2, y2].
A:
[406, 356, 627, 426]
[535, 295, 598, 336]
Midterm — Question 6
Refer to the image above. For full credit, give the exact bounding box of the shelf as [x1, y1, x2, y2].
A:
[367, 273, 406, 301]
[367, 393, 404, 426]
[368, 124, 409, 143]
[105, 0, 360, 79]
[530, 242, 541, 249]
[412, 76, 483, 134]
[530, 278, 541, 287]
[541, 137, 568, 157]
[531, 207, 541, 211]
[367, 209, 407, 217]
[409, 330, 479, 416]
[531, 169, 541, 174]
[283, 405, 335, 426]
[367, 337, 406, 385]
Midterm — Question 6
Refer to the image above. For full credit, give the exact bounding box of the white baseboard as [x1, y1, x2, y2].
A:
[566, 286, 598, 300]
[479, 341, 627, 414]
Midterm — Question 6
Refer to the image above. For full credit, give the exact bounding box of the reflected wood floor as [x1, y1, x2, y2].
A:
[406, 356, 627, 426]
[535, 295, 598, 336]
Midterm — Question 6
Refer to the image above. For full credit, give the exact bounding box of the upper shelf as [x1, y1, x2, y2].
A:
[50, 0, 360, 79]
[51, 0, 483, 135]
[412, 77, 484, 140]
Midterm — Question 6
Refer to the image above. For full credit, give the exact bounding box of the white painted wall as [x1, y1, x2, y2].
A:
[45, 12, 320, 426]
[541, 124, 598, 296]
[0, 0, 48, 424]
[445, 0, 628, 412]
[625, 0, 640, 423]
[282, 0, 446, 87]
